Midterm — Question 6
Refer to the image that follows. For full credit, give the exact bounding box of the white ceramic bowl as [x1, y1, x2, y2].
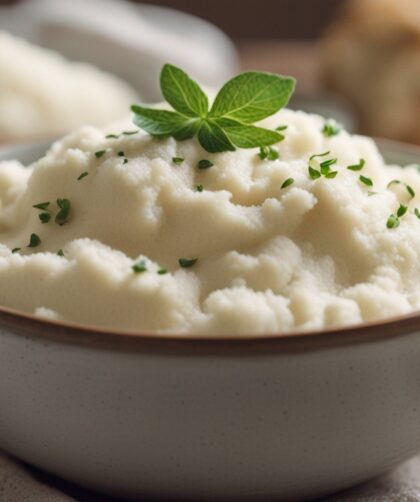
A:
[1, 140, 420, 501]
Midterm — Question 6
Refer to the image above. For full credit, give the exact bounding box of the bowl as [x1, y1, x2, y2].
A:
[1, 140, 420, 501]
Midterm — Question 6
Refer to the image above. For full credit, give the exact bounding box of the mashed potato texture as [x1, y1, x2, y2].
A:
[0, 108, 419, 334]
[0, 31, 137, 142]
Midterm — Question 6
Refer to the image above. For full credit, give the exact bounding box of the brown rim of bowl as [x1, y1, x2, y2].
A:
[1, 304, 420, 354]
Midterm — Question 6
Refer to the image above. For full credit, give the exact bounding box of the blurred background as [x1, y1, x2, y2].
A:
[0, 0, 418, 146]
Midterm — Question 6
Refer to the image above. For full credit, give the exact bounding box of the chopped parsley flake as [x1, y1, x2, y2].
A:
[55, 198, 71, 226]
[309, 151, 330, 161]
[123, 158, 128, 165]
[11, 247, 21, 253]
[198, 159, 214, 169]
[281, 178, 294, 189]
[258, 146, 279, 160]
[386, 214, 400, 229]
[28, 233, 41, 248]
[57, 249, 64, 256]
[387, 180, 400, 188]
[122, 131, 138, 136]
[415, 208, 420, 219]
[196, 184, 204, 192]
[407, 185, 416, 198]
[178, 257, 198, 268]
[95, 150, 106, 158]
[359, 175, 373, 187]
[172, 157, 184, 165]
[77, 172, 89, 181]
[39, 212, 51, 224]
[397, 204, 408, 217]
[347, 159, 365, 171]
[308, 165, 321, 180]
[322, 121, 342, 137]
[117, 151, 125, 157]
[105, 134, 119, 139]
[132, 259, 147, 273]
[157, 268, 168, 275]
[276, 125, 288, 131]
[33, 202, 50, 211]
[308, 151, 337, 180]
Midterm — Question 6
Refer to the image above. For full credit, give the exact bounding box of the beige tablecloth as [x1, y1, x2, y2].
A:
[2, 450, 420, 501]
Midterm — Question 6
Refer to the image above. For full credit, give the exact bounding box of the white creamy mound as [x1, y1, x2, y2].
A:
[0, 31, 138, 142]
[0, 108, 420, 335]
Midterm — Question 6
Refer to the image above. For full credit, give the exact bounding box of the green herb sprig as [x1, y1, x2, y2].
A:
[308, 151, 338, 180]
[132, 64, 295, 153]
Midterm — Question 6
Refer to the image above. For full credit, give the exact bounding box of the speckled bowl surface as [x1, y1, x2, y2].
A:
[0, 140, 420, 501]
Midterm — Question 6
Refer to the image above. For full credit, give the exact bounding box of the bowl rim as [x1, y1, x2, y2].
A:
[1, 304, 420, 354]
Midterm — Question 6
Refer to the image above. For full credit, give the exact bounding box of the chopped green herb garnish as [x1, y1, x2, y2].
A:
[39, 212, 51, 224]
[407, 185, 415, 198]
[11, 247, 21, 253]
[397, 204, 408, 217]
[198, 159, 214, 169]
[196, 185, 204, 192]
[309, 151, 330, 161]
[179, 257, 198, 268]
[157, 268, 168, 275]
[55, 198, 71, 226]
[258, 146, 279, 160]
[57, 249, 64, 256]
[117, 151, 125, 157]
[281, 178, 294, 189]
[131, 64, 295, 153]
[308, 151, 337, 180]
[387, 180, 400, 188]
[77, 172, 89, 181]
[319, 157, 337, 175]
[308, 166, 321, 180]
[122, 131, 138, 136]
[387, 214, 400, 229]
[415, 208, 420, 219]
[172, 157, 184, 165]
[347, 159, 365, 171]
[359, 175, 373, 187]
[276, 125, 288, 131]
[33, 202, 50, 211]
[123, 158, 128, 165]
[322, 121, 342, 137]
[95, 150, 106, 158]
[28, 233, 41, 248]
[132, 259, 147, 273]
[105, 134, 119, 139]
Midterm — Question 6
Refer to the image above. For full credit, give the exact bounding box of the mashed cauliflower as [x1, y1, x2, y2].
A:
[0, 108, 419, 334]
[0, 31, 138, 143]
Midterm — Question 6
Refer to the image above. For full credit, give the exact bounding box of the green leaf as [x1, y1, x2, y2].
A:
[397, 204, 408, 217]
[160, 64, 208, 118]
[281, 178, 294, 189]
[197, 159, 214, 169]
[39, 212, 51, 224]
[359, 175, 373, 187]
[347, 159, 365, 171]
[209, 71, 295, 123]
[258, 146, 279, 160]
[132, 259, 147, 273]
[131, 105, 197, 137]
[387, 214, 400, 229]
[197, 121, 235, 153]
[28, 233, 41, 248]
[213, 117, 283, 148]
[308, 166, 321, 180]
[179, 257, 198, 268]
[33, 202, 50, 211]
[55, 198, 71, 226]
